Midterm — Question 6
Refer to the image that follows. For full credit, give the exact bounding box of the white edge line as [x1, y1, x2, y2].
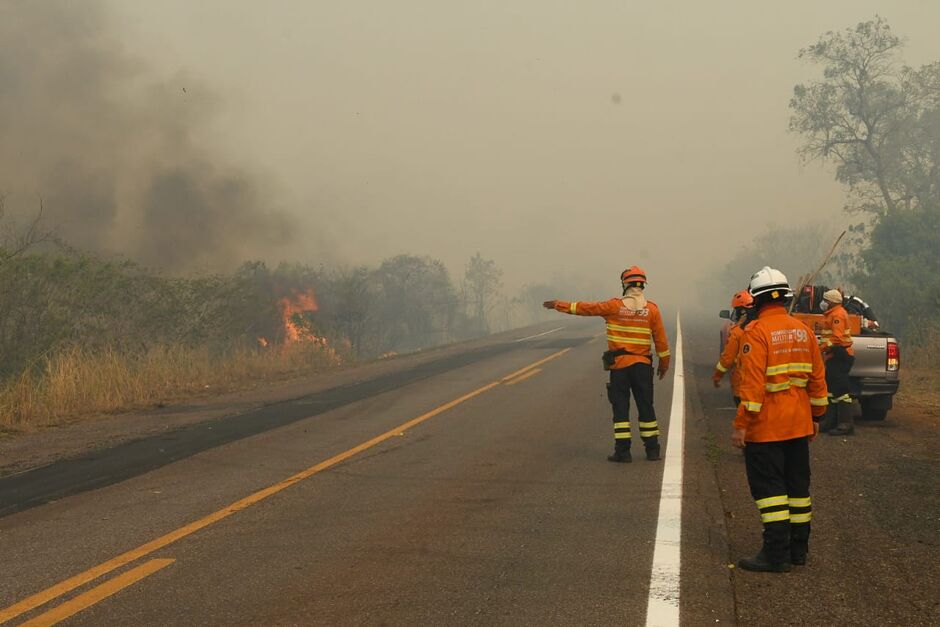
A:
[645, 312, 684, 627]
[513, 326, 565, 342]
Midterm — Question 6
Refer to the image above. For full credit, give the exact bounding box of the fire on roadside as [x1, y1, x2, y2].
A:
[257, 287, 336, 361]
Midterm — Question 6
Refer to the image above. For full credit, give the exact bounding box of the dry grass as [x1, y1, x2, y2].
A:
[0, 343, 340, 428]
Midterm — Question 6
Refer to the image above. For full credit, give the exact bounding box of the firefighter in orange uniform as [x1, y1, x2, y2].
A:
[712, 290, 756, 404]
[819, 289, 856, 435]
[732, 267, 828, 572]
[543, 266, 670, 463]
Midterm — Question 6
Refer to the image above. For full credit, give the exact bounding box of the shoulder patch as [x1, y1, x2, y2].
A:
[742, 343, 751, 354]
[833, 319, 841, 325]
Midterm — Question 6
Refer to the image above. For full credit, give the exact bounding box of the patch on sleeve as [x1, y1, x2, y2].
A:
[833, 319, 841, 325]
[742, 343, 751, 354]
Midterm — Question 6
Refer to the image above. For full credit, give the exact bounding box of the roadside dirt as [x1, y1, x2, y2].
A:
[685, 319, 940, 626]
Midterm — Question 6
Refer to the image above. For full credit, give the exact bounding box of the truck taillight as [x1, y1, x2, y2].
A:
[887, 341, 900, 371]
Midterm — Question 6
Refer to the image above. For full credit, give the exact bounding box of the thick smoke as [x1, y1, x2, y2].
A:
[0, 1, 293, 269]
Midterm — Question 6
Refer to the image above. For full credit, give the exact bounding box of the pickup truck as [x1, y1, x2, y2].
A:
[718, 308, 900, 421]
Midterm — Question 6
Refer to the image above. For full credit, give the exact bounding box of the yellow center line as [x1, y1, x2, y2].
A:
[0, 347, 573, 624]
[20, 559, 175, 627]
[505, 368, 541, 385]
[500, 348, 570, 383]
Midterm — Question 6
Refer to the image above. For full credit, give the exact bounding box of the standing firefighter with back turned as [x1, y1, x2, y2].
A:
[712, 289, 756, 405]
[542, 266, 670, 463]
[733, 267, 829, 572]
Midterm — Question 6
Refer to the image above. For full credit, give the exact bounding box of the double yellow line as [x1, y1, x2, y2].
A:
[0, 347, 571, 625]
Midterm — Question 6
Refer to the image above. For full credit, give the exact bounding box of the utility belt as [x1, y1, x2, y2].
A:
[602, 349, 651, 370]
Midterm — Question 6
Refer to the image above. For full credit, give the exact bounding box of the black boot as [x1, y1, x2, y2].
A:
[828, 402, 855, 435]
[790, 547, 807, 566]
[738, 549, 791, 573]
[607, 449, 632, 463]
[645, 446, 661, 461]
[819, 405, 836, 432]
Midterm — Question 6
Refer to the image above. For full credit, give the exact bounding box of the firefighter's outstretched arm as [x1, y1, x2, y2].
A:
[542, 299, 620, 316]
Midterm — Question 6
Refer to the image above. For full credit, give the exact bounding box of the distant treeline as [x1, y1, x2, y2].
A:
[0, 242, 564, 383]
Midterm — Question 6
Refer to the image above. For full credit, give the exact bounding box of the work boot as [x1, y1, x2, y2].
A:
[819, 405, 837, 432]
[828, 402, 855, 436]
[645, 446, 661, 461]
[738, 549, 791, 573]
[790, 548, 808, 566]
[607, 450, 632, 463]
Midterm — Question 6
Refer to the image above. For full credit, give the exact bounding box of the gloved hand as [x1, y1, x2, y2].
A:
[711, 370, 723, 388]
[657, 355, 670, 379]
[542, 300, 558, 310]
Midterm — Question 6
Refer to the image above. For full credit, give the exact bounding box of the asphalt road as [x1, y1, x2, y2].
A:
[0, 316, 735, 626]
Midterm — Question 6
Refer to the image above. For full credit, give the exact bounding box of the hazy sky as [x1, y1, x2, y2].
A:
[12, 2, 940, 301]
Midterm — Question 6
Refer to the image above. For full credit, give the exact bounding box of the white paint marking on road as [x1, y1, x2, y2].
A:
[645, 313, 685, 627]
[513, 326, 565, 342]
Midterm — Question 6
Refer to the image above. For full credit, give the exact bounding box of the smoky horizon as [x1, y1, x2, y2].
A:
[2, 1, 939, 313]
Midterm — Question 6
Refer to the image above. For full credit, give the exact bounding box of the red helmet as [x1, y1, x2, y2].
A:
[731, 290, 754, 309]
[620, 266, 647, 284]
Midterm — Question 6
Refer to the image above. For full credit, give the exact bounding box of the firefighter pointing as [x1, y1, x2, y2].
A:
[732, 267, 828, 572]
[543, 266, 670, 463]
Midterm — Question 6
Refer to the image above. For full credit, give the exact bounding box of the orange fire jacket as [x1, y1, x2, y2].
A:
[821, 304, 855, 357]
[553, 298, 670, 369]
[715, 320, 752, 395]
[733, 304, 829, 443]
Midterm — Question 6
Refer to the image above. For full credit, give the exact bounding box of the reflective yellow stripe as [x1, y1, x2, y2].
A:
[606, 324, 652, 334]
[742, 401, 762, 412]
[765, 381, 791, 392]
[766, 362, 812, 375]
[613, 421, 630, 429]
[789, 497, 811, 508]
[657, 350, 671, 358]
[570, 302, 578, 314]
[761, 510, 791, 523]
[606, 336, 652, 345]
[810, 397, 828, 406]
[833, 393, 851, 403]
[638, 421, 657, 428]
[755, 495, 789, 509]
[640, 430, 660, 437]
[614, 432, 632, 439]
[790, 377, 808, 388]
[715, 362, 728, 373]
[790, 513, 812, 524]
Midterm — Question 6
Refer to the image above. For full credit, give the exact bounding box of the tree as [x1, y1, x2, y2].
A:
[790, 17, 940, 342]
[374, 254, 457, 351]
[462, 253, 503, 334]
[790, 17, 940, 216]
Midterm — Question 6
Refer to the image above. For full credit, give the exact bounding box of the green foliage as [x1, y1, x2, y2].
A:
[791, 17, 940, 344]
[791, 17, 940, 215]
[0, 249, 474, 381]
[854, 204, 940, 340]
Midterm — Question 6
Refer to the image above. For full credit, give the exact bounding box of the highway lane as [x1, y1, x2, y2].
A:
[0, 316, 735, 625]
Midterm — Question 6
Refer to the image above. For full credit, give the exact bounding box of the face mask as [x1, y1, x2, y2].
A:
[819, 301, 830, 312]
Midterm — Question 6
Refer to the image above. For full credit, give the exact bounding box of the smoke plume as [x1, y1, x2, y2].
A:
[0, 1, 293, 269]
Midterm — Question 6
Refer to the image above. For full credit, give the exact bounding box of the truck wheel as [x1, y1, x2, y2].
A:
[859, 397, 889, 421]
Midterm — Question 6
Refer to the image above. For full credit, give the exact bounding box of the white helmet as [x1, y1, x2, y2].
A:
[748, 266, 793, 300]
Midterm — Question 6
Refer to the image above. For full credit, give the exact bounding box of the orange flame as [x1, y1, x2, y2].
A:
[278, 288, 319, 343]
